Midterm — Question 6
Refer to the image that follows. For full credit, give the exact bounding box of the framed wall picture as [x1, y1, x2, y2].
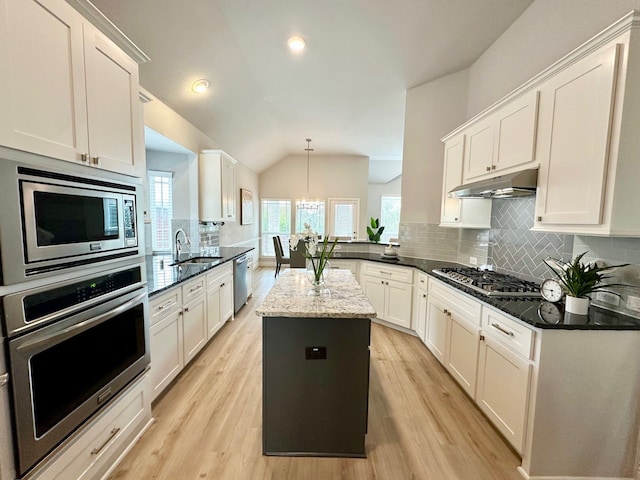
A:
[241, 188, 253, 225]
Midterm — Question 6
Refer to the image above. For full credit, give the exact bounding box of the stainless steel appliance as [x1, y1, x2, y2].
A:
[234, 254, 248, 313]
[3, 264, 149, 477]
[0, 159, 141, 285]
[432, 267, 541, 297]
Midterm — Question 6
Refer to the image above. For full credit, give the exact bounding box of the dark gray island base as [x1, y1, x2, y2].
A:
[262, 315, 371, 457]
[256, 269, 377, 458]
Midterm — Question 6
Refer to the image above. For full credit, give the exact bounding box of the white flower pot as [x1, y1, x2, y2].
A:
[565, 296, 590, 315]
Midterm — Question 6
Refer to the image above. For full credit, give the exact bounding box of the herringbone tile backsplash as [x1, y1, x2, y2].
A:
[489, 198, 573, 282]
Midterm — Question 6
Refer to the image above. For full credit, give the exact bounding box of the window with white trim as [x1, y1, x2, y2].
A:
[261, 199, 291, 257]
[148, 170, 173, 253]
[380, 195, 401, 243]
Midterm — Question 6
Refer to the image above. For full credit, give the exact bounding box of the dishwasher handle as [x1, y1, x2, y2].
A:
[235, 254, 248, 265]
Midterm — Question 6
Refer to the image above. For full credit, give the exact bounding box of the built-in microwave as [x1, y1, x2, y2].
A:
[0, 159, 141, 285]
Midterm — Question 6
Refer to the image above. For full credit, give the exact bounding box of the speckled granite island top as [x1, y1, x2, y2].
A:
[256, 269, 377, 318]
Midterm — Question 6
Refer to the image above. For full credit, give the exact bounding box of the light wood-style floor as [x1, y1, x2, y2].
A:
[108, 268, 522, 479]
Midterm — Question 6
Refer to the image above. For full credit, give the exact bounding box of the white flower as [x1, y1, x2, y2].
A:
[307, 240, 317, 256]
[289, 236, 300, 250]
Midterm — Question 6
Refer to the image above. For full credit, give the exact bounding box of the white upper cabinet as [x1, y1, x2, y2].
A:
[444, 11, 640, 236]
[534, 43, 619, 227]
[461, 90, 539, 183]
[0, 0, 145, 176]
[440, 134, 492, 229]
[199, 150, 238, 222]
[83, 22, 142, 176]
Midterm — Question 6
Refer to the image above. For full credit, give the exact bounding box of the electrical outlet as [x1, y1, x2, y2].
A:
[626, 295, 640, 312]
[595, 291, 620, 306]
[469, 256, 477, 266]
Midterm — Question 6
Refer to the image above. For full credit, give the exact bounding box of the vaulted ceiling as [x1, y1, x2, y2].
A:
[91, 0, 533, 182]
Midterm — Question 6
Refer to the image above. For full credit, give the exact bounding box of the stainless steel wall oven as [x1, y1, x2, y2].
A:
[0, 159, 141, 285]
[3, 264, 149, 477]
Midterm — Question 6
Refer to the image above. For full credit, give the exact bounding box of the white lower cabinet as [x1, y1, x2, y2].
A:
[149, 262, 234, 402]
[206, 263, 234, 340]
[477, 332, 531, 454]
[360, 262, 413, 329]
[425, 293, 449, 364]
[36, 373, 151, 480]
[425, 278, 481, 399]
[149, 309, 183, 400]
[182, 278, 207, 364]
[149, 288, 183, 401]
[412, 272, 429, 342]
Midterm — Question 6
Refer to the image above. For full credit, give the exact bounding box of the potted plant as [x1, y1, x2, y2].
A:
[367, 217, 385, 243]
[544, 251, 628, 314]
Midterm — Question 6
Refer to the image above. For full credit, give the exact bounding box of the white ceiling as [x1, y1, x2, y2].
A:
[91, 0, 533, 183]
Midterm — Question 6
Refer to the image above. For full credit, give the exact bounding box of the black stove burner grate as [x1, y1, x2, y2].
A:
[432, 267, 541, 297]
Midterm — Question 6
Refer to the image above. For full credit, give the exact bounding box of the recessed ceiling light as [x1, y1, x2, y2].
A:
[191, 79, 210, 93]
[287, 36, 306, 52]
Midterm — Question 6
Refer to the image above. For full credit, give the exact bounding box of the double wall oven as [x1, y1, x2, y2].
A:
[0, 156, 149, 478]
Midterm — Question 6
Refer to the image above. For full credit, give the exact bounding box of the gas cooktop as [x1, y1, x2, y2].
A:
[431, 267, 541, 297]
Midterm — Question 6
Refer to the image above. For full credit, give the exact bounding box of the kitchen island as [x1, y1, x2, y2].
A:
[256, 269, 376, 458]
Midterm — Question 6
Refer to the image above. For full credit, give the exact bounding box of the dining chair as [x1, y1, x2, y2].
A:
[273, 235, 291, 277]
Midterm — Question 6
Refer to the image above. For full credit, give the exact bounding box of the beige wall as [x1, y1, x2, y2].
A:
[400, 68, 469, 224]
[467, 0, 640, 117]
[367, 176, 402, 223]
[259, 153, 369, 235]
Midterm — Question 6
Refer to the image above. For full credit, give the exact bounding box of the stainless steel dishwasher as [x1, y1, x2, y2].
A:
[233, 254, 249, 313]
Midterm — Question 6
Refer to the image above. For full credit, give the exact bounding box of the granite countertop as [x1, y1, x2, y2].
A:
[146, 246, 254, 297]
[331, 252, 640, 330]
[255, 269, 376, 319]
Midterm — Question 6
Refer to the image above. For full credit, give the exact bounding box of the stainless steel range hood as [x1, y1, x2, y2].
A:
[448, 169, 538, 199]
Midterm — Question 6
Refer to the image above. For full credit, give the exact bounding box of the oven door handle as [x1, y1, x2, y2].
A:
[16, 291, 146, 353]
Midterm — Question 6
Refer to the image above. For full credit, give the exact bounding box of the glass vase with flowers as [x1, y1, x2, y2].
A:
[289, 223, 338, 294]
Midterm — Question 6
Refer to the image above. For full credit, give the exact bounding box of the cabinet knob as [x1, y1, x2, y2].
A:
[537, 216, 542, 222]
[486, 166, 491, 171]
[184, 307, 189, 313]
[91, 156, 100, 165]
[81, 153, 89, 163]
[491, 165, 496, 170]
[454, 217, 458, 221]
[480, 334, 485, 341]
[443, 308, 448, 314]
[422, 294, 426, 298]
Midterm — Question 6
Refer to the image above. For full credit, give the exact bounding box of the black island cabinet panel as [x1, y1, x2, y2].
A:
[262, 316, 371, 457]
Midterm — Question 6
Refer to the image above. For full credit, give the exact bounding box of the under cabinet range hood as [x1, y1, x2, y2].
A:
[448, 169, 538, 199]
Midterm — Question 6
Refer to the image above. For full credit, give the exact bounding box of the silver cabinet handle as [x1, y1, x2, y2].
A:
[157, 300, 176, 311]
[491, 322, 514, 336]
[0, 373, 8, 386]
[190, 285, 203, 293]
[91, 156, 100, 165]
[91, 427, 120, 456]
[379, 271, 392, 275]
[81, 153, 89, 163]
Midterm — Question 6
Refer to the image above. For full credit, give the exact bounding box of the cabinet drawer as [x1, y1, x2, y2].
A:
[38, 374, 150, 480]
[416, 272, 429, 293]
[428, 278, 481, 325]
[149, 287, 182, 327]
[481, 307, 535, 359]
[361, 262, 413, 284]
[182, 277, 205, 303]
[206, 262, 233, 289]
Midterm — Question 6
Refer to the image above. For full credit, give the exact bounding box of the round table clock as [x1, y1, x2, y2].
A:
[540, 278, 563, 303]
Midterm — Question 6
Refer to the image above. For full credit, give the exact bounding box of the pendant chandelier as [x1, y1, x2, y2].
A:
[297, 138, 320, 211]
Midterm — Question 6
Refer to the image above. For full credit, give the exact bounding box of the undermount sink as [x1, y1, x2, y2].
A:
[171, 256, 223, 266]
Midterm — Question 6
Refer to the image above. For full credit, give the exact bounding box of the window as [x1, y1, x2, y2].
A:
[261, 199, 291, 257]
[148, 171, 173, 252]
[296, 201, 325, 236]
[380, 195, 401, 243]
[328, 198, 359, 239]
